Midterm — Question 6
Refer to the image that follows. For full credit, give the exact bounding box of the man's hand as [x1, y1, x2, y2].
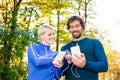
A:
[65, 54, 72, 64]
[71, 53, 86, 68]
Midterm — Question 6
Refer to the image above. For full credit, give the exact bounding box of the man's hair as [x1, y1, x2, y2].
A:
[67, 15, 85, 30]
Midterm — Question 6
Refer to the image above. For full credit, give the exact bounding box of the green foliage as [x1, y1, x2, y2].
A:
[0, 2, 40, 80]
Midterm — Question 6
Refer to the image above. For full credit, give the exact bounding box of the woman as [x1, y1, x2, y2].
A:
[27, 25, 62, 80]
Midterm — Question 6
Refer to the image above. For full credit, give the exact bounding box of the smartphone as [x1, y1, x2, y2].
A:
[52, 51, 66, 64]
[70, 45, 81, 54]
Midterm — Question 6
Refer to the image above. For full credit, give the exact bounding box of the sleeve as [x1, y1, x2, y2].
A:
[84, 39, 108, 72]
[61, 45, 67, 51]
[54, 67, 62, 80]
[28, 44, 54, 66]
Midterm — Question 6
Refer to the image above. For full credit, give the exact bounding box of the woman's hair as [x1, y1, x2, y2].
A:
[67, 15, 85, 30]
[38, 25, 55, 40]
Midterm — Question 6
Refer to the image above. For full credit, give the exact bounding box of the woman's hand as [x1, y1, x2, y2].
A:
[53, 59, 63, 68]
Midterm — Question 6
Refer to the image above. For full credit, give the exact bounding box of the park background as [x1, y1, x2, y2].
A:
[0, 0, 120, 80]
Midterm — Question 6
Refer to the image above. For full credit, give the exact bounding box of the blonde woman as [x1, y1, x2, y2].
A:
[27, 25, 62, 80]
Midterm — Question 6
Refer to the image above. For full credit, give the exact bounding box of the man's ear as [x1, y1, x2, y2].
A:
[69, 30, 72, 33]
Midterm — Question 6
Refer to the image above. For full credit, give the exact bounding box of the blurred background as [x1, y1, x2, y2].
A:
[0, 0, 120, 80]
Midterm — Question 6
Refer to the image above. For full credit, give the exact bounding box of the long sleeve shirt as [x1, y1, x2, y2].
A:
[27, 43, 61, 80]
[61, 38, 108, 80]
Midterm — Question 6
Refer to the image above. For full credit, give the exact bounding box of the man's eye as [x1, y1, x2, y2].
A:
[75, 24, 80, 27]
[70, 26, 74, 29]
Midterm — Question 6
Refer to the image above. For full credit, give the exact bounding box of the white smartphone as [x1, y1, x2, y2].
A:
[52, 51, 66, 64]
[70, 45, 81, 54]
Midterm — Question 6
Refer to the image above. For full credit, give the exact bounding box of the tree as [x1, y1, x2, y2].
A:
[0, 0, 40, 80]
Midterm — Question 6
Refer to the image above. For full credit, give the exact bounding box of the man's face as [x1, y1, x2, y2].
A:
[69, 20, 83, 39]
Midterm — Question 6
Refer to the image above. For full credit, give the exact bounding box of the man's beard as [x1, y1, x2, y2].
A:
[72, 33, 82, 39]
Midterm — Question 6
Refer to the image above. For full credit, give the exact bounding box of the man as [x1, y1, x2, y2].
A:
[61, 15, 108, 80]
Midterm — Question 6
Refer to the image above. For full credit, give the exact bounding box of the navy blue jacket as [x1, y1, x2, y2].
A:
[61, 38, 108, 80]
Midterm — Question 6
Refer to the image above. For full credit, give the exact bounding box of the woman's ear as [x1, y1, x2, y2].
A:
[40, 35, 43, 41]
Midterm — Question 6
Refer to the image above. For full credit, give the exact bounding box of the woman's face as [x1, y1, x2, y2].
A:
[40, 28, 55, 45]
